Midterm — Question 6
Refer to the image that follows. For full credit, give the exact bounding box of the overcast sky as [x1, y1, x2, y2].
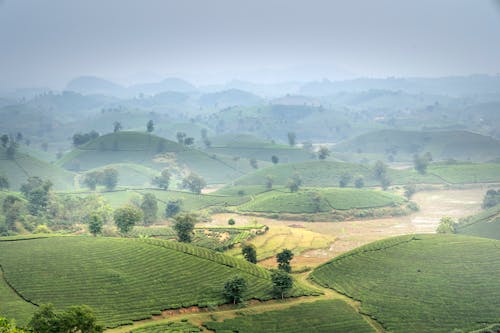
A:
[1, 0, 499, 89]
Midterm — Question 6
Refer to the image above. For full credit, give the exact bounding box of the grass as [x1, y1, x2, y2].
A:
[457, 204, 500, 240]
[0, 148, 75, 191]
[0, 236, 316, 328]
[428, 163, 500, 184]
[237, 188, 405, 213]
[310, 234, 500, 333]
[203, 299, 374, 333]
[128, 321, 200, 332]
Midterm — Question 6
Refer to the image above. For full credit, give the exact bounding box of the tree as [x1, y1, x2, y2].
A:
[87, 213, 103, 236]
[404, 184, 417, 199]
[318, 146, 330, 160]
[311, 192, 323, 213]
[0, 134, 8, 147]
[0, 317, 27, 332]
[339, 172, 352, 188]
[242, 244, 257, 264]
[380, 175, 391, 190]
[6, 141, 17, 160]
[276, 248, 294, 273]
[271, 269, 293, 300]
[0, 175, 9, 190]
[113, 121, 122, 133]
[140, 193, 158, 226]
[265, 175, 274, 190]
[223, 276, 247, 304]
[437, 216, 456, 234]
[354, 176, 364, 188]
[287, 132, 296, 146]
[483, 189, 500, 209]
[83, 171, 101, 191]
[228, 218, 235, 225]
[271, 155, 279, 164]
[101, 168, 118, 191]
[20, 177, 52, 216]
[2, 195, 25, 230]
[184, 137, 194, 146]
[165, 199, 182, 217]
[173, 213, 197, 243]
[373, 160, 388, 179]
[413, 153, 430, 175]
[176, 132, 186, 144]
[146, 120, 154, 133]
[29, 303, 102, 333]
[114, 206, 142, 234]
[152, 169, 171, 190]
[286, 173, 302, 193]
[182, 173, 206, 194]
[249, 158, 258, 169]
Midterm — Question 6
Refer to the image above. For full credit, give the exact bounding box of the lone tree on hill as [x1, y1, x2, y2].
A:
[140, 193, 158, 226]
[287, 173, 302, 192]
[113, 121, 122, 133]
[242, 243, 257, 264]
[277, 248, 294, 273]
[287, 132, 296, 146]
[152, 169, 171, 190]
[271, 269, 293, 300]
[318, 146, 330, 160]
[114, 205, 143, 234]
[165, 199, 182, 217]
[223, 276, 247, 304]
[173, 213, 197, 243]
[87, 213, 103, 236]
[176, 132, 186, 144]
[182, 172, 206, 194]
[271, 155, 279, 164]
[101, 168, 118, 191]
[413, 153, 431, 175]
[265, 175, 274, 189]
[339, 172, 352, 188]
[83, 171, 101, 191]
[146, 120, 154, 133]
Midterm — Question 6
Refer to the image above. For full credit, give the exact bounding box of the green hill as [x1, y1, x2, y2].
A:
[457, 204, 500, 240]
[206, 133, 313, 163]
[0, 148, 75, 190]
[236, 188, 405, 214]
[57, 131, 254, 184]
[204, 299, 374, 333]
[333, 129, 500, 162]
[0, 236, 315, 328]
[310, 234, 500, 333]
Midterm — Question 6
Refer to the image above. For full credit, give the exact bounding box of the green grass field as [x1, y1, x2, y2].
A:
[0, 236, 316, 328]
[237, 188, 405, 213]
[204, 299, 374, 333]
[457, 204, 500, 240]
[129, 321, 200, 332]
[310, 234, 500, 333]
[428, 163, 500, 184]
[0, 149, 75, 190]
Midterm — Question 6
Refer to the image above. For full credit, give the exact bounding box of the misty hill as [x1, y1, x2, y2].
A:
[128, 78, 196, 95]
[333, 130, 500, 162]
[57, 131, 259, 184]
[199, 89, 262, 108]
[0, 148, 75, 190]
[66, 76, 125, 96]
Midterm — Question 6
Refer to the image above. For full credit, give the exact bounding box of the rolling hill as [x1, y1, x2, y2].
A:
[0, 236, 316, 327]
[333, 129, 500, 162]
[0, 148, 75, 190]
[456, 204, 500, 240]
[57, 131, 256, 184]
[310, 234, 500, 333]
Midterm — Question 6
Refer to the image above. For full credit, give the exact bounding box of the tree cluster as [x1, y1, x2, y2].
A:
[83, 168, 118, 191]
[72, 131, 99, 146]
[29, 304, 102, 333]
[182, 173, 206, 194]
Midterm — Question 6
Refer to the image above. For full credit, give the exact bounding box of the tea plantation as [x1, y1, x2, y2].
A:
[310, 234, 500, 333]
[0, 237, 316, 328]
[204, 300, 375, 333]
[457, 204, 500, 240]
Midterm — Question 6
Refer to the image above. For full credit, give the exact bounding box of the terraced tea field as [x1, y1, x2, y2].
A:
[457, 203, 500, 240]
[0, 237, 315, 327]
[310, 234, 500, 333]
[129, 321, 200, 332]
[204, 300, 375, 333]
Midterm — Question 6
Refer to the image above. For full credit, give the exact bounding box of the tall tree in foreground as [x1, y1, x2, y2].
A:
[276, 248, 294, 273]
[242, 243, 257, 264]
[223, 276, 247, 304]
[114, 206, 143, 235]
[173, 213, 197, 243]
[271, 269, 293, 300]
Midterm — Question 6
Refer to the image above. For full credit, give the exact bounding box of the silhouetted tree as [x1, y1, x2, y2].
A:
[276, 248, 294, 273]
[242, 244, 257, 263]
[146, 120, 154, 133]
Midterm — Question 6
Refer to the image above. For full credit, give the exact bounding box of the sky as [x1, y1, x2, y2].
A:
[0, 0, 500, 90]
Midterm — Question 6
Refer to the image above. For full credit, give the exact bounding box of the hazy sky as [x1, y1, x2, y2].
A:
[1, 0, 500, 89]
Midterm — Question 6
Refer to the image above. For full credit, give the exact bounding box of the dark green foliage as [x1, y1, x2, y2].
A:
[100, 168, 118, 191]
[20, 177, 52, 216]
[228, 218, 235, 225]
[152, 169, 170, 190]
[176, 132, 186, 144]
[286, 173, 302, 192]
[242, 244, 257, 264]
[318, 146, 330, 160]
[339, 172, 352, 187]
[87, 213, 103, 236]
[29, 303, 102, 333]
[173, 213, 197, 243]
[140, 193, 158, 226]
[0, 135, 8, 148]
[271, 269, 292, 299]
[83, 171, 101, 190]
[483, 189, 500, 209]
[146, 120, 154, 133]
[165, 199, 181, 217]
[223, 276, 247, 304]
[181, 173, 206, 194]
[204, 300, 374, 333]
[113, 121, 122, 133]
[72, 131, 99, 146]
[276, 249, 293, 273]
[114, 206, 143, 234]
[413, 153, 431, 174]
[0, 317, 27, 332]
[271, 155, 279, 164]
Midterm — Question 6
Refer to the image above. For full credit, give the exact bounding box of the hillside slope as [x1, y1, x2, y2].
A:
[457, 204, 500, 240]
